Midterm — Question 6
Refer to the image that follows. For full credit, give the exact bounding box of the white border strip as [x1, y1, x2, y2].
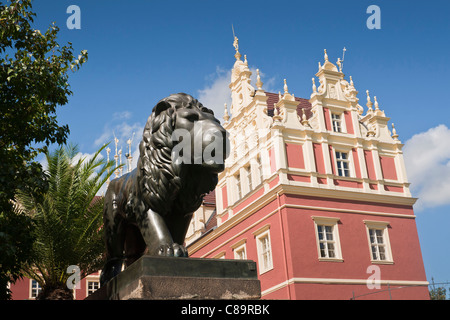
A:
[261, 277, 429, 297]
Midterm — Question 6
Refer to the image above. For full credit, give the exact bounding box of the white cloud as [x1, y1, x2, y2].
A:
[71, 151, 102, 165]
[197, 67, 232, 121]
[91, 111, 144, 190]
[112, 111, 132, 121]
[403, 124, 450, 211]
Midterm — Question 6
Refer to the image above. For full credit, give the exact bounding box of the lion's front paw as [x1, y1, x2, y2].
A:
[157, 243, 188, 257]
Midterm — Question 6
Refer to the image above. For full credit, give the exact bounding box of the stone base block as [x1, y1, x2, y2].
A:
[86, 255, 261, 300]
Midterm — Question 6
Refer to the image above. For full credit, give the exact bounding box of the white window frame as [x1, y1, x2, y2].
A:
[312, 216, 343, 262]
[213, 251, 226, 259]
[256, 154, 262, 184]
[364, 220, 394, 264]
[331, 113, 342, 133]
[87, 279, 100, 296]
[245, 164, 252, 193]
[335, 150, 351, 177]
[253, 225, 273, 274]
[29, 279, 42, 299]
[232, 239, 247, 260]
[235, 173, 242, 201]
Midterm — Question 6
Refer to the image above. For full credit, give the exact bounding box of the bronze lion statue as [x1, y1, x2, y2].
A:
[100, 93, 229, 285]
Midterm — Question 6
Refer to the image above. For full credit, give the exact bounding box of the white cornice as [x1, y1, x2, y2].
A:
[188, 183, 417, 255]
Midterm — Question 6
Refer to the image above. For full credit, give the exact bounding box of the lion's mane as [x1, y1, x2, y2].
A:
[134, 93, 218, 217]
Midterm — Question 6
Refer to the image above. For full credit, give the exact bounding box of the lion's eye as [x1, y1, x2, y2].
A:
[201, 107, 214, 115]
[185, 113, 199, 121]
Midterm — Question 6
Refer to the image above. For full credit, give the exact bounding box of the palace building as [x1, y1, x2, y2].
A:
[185, 38, 429, 299]
[10, 38, 429, 300]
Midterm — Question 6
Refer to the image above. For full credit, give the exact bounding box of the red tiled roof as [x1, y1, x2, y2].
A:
[203, 209, 217, 233]
[265, 91, 312, 119]
[203, 190, 216, 206]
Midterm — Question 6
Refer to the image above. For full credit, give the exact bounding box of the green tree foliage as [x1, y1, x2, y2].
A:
[16, 144, 116, 300]
[429, 281, 448, 300]
[0, 208, 34, 299]
[0, 0, 87, 299]
[429, 287, 447, 300]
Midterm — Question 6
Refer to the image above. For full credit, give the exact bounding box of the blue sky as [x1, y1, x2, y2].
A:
[28, 0, 450, 287]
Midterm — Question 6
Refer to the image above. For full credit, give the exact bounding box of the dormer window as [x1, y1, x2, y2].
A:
[331, 113, 342, 132]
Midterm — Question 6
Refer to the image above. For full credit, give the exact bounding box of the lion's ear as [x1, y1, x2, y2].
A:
[153, 100, 171, 117]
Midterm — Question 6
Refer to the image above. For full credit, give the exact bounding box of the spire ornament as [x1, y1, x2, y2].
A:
[374, 96, 380, 111]
[324, 49, 329, 62]
[366, 90, 373, 113]
[391, 123, 399, 140]
[256, 69, 263, 90]
[283, 79, 289, 94]
[312, 78, 317, 93]
[301, 108, 309, 126]
[232, 25, 241, 60]
[273, 103, 282, 123]
[223, 103, 230, 122]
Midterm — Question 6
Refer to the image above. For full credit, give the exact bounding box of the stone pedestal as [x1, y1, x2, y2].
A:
[86, 255, 261, 300]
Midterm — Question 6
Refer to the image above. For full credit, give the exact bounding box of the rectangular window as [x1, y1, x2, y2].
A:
[331, 113, 342, 133]
[235, 173, 241, 200]
[364, 221, 393, 264]
[336, 151, 350, 177]
[255, 154, 262, 185]
[87, 280, 100, 296]
[232, 239, 247, 260]
[253, 226, 273, 274]
[317, 225, 336, 258]
[259, 235, 272, 272]
[245, 165, 252, 192]
[369, 229, 386, 260]
[30, 280, 42, 298]
[312, 216, 343, 261]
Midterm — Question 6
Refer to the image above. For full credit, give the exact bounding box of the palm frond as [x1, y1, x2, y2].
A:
[16, 143, 120, 293]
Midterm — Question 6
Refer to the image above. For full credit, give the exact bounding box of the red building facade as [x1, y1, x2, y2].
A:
[187, 43, 429, 299]
[10, 272, 100, 300]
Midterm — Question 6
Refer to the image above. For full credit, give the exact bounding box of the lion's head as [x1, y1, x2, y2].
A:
[136, 93, 229, 216]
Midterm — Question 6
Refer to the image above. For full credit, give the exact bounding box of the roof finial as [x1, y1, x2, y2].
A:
[256, 69, 263, 90]
[374, 96, 380, 111]
[340, 47, 346, 72]
[366, 90, 373, 113]
[312, 78, 317, 93]
[337, 58, 342, 72]
[113, 134, 120, 178]
[232, 24, 241, 60]
[126, 132, 135, 173]
[301, 108, 309, 126]
[324, 49, 329, 62]
[283, 79, 289, 94]
[273, 103, 282, 122]
[349, 76, 354, 87]
[223, 103, 230, 122]
[391, 123, 399, 140]
[244, 54, 248, 66]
